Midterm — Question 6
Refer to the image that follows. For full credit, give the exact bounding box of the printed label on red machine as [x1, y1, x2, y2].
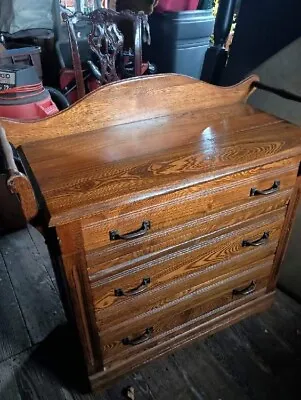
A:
[0, 71, 16, 90]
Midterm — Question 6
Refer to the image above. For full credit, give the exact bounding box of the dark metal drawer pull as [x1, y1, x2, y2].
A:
[109, 220, 151, 241]
[250, 180, 280, 196]
[115, 277, 151, 297]
[233, 281, 257, 296]
[242, 232, 270, 247]
[122, 327, 154, 346]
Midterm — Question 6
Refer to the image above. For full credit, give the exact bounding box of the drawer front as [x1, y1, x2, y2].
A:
[99, 258, 273, 365]
[87, 190, 290, 278]
[92, 208, 285, 326]
[82, 159, 298, 256]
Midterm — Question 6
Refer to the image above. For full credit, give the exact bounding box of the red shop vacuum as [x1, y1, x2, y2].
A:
[0, 64, 59, 120]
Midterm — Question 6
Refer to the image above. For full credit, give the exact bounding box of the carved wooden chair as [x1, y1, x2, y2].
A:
[61, 8, 151, 101]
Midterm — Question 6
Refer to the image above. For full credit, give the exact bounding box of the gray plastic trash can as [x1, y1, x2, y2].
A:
[147, 9, 214, 78]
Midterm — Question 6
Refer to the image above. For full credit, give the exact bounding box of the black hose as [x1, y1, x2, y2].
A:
[45, 86, 70, 111]
[252, 81, 301, 103]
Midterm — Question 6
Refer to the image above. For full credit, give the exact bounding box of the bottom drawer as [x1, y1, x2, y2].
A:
[99, 256, 273, 365]
[91, 292, 274, 391]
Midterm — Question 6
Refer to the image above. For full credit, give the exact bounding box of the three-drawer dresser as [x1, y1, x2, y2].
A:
[1, 74, 301, 390]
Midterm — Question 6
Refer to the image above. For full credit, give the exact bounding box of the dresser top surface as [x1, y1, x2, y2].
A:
[20, 102, 301, 226]
[2, 74, 298, 226]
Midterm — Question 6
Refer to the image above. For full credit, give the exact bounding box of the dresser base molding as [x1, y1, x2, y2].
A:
[89, 292, 274, 391]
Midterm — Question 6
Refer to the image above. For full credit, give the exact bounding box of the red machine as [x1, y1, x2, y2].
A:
[0, 64, 58, 120]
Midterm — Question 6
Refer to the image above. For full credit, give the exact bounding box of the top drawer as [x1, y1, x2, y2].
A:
[82, 159, 298, 256]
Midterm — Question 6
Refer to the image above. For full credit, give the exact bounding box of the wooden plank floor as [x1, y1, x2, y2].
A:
[0, 228, 301, 400]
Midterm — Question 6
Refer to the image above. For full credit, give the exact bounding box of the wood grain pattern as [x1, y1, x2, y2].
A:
[19, 107, 275, 168]
[100, 259, 273, 364]
[80, 156, 298, 230]
[20, 120, 301, 227]
[91, 209, 285, 322]
[1, 230, 300, 399]
[6, 174, 39, 222]
[90, 293, 274, 390]
[1, 74, 259, 147]
[86, 190, 291, 277]
[11, 73, 301, 390]
[83, 164, 296, 256]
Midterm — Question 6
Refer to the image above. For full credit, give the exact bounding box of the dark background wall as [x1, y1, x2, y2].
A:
[221, 0, 301, 85]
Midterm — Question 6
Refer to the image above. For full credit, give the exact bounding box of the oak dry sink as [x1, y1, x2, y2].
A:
[0, 74, 301, 391]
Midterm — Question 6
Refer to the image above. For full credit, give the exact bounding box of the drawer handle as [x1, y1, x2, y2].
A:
[115, 277, 151, 297]
[233, 281, 257, 296]
[122, 327, 154, 346]
[242, 232, 269, 247]
[250, 180, 280, 196]
[109, 221, 151, 241]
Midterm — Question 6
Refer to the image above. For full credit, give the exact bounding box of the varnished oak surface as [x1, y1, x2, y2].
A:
[100, 262, 273, 364]
[85, 189, 292, 275]
[90, 209, 285, 315]
[91, 293, 275, 389]
[20, 104, 300, 226]
[1, 229, 301, 399]
[83, 163, 296, 255]
[2, 74, 301, 391]
[1, 74, 259, 147]
[97, 257, 274, 339]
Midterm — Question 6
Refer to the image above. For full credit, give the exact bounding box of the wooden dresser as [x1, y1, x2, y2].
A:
[1, 74, 301, 391]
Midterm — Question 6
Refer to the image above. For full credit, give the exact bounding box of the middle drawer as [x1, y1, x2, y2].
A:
[91, 207, 286, 328]
[87, 190, 290, 279]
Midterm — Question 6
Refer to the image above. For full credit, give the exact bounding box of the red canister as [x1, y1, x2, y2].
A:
[155, 0, 199, 12]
